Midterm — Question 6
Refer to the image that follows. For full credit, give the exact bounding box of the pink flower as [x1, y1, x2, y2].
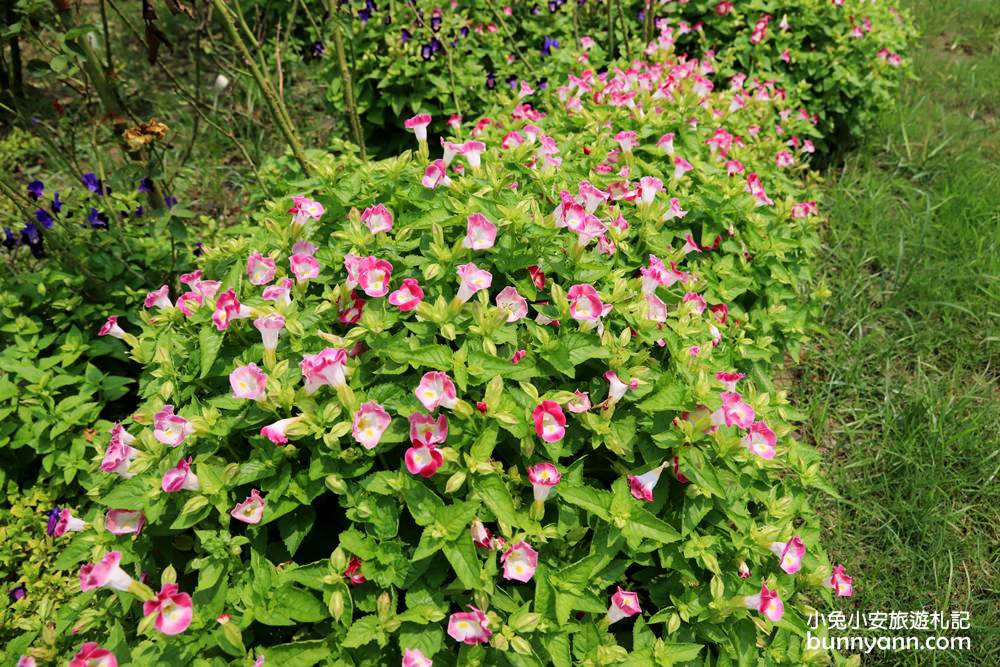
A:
[290, 253, 320, 283]
[69, 643, 117, 667]
[456, 263, 493, 302]
[79, 551, 134, 592]
[770, 536, 806, 574]
[628, 462, 669, 502]
[577, 180, 609, 212]
[343, 555, 366, 585]
[460, 141, 486, 170]
[663, 197, 688, 221]
[683, 292, 707, 315]
[715, 371, 745, 391]
[402, 648, 433, 667]
[717, 392, 755, 428]
[495, 286, 528, 322]
[288, 195, 324, 225]
[54, 508, 86, 537]
[231, 488, 265, 524]
[408, 412, 448, 446]
[143, 582, 193, 635]
[100, 435, 137, 478]
[605, 371, 638, 403]
[673, 157, 694, 180]
[567, 284, 610, 322]
[415, 371, 458, 411]
[657, 132, 675, 154]
[532, 401, 566, 443]
[17, 657, 36, 667]
[339, 292, 365, 323]
[162, 457, 200, 492]
[176, 292, 203, 316]
[526, 463, 561, 501]
[144, 285, 173, 311]
[361, 204, 394, 234]
[744, 581, 784, 621]
[501, 131, 524, 149]
[745, 173, 774, 206]
[463, 212, 497, 250]
[262, 278, 294, 305]
[247, 251, 276, 285]
[511, 349, 526, 364]
[645, 294, 668, 323]
[637, 176, 663, 205]
[352, 402, 392, 449]
[300, 348, 348, 394]
[682, 233, 701, 254]
[738, 561, 752, 579]
[743, 421, 777, 459]
[389, 278, 424, 311]
[105, 509, 145, 535]
[606, 587, 641, 624]
[825, 564, 854, 597]
[528, 265, 545, 289]
[500, 541, 538, 582]
[614, 130, 638, 152]
[447, 606, 492, 645]
[448, 114, 462, 129]
[153, 405, 193, 447]
[230, 363, 267, 400]
[254, 313, 285, 351]
[422, 160, 451, 188]
[470, 519, 492, 549]
[260, 416, 301, 445]
[98, 315, 126, 339]
[441, 139, 462, 165]
[357, 256, 393, 297]
[292, 241, 317, 256]
[404, 113, 432, 142]
[405, 444, 444, 477]
[567, 390, 591, 413]
[212, 289, 251, 331]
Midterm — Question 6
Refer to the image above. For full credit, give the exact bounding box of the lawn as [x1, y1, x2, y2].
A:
[801, 0, 1000, 663]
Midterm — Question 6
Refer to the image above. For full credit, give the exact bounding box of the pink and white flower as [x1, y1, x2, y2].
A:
[460, 141, 486, 170]
[105, 509, 145, 535]
[357, 256, 393, 297]
[352, 402, 392, 449]
[144, 285, 173, 311]
[673, 157, 694, 180]
[495, 286, 528, 322]
[614, 130, 638, 152]
[402, 649, 433, 667]
[289, 195, 325, 225]
[738, 561, 752, 579]
[605, 371, 638, 403]
[16, 657, 36, 667]
[532, 401, 566, 443]
[628, 462, 669, 502]
[143, 582, 193, 635]
[447, 606, 492, 645]
[361, 204, 394, 234]
[389, 278, 424, 311]
[770, 535, 806, 574]
[230, 488, 265, 524]
[470, 519, 492, 549]
[153, 405, 193, 447]
[53, 509, 86, 537]
[682, 292, 707, 315]
[500, 541, 539, 582]
[100, 435, 137, 478]
[290, 253, 320, 283]
[645, 293, 668, 323]
[456, 263, 493, 302]
[162, 457, 200, 492]
[422, 160, 451, 189]
[526, 463, 561, 501]
[98, 315, 127, 339]
[824, 564, 854, 597]
[247, 251, 276, 285]
[79, 551, 134, 592]
[254, 314, 285, 352]
[292, 241, 317, 257]
[606, 587, 641, 624]
[69, 643, 117, 667]
[743, 421, 777, 459]
[300, 348, 348, 393]
[744, 581, 784, 621]
[260, 416, 302, 445]
[463, 213, 497, 250]
[663, 197, 688, 221]
[715, 371, 745, 391]
[176, 292, 203, 316]
[230, 363, 267, 400]
[716, 392, 755, 428]
[567, 390, 591, 413]
[409, 412, 448, 446]
[404, 444, 444, 477]
[637, 176, 664, 205]
[212, 289, 252, 331]
[262, 278, 294, 305]
[404, 113, 432, 143]
[745, 173, 774, 206]
[567, 284, 610, 322]
[415, 371, 458, 411]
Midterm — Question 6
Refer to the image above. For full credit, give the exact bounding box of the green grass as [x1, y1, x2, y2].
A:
[799, 1, 1000, 664]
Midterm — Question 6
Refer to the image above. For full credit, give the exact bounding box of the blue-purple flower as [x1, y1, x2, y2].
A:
[8, 584, 26, 603]
[541, 36, 560, 57]
[51, 192, 62, 213]
[87, 207, 109, 229]
[486, 71, 496, 89]
[46, 507, 61, 536]
[27, 180, 44, 200]
[401, 28, 412, 43]
[81, 172, 104, 195]
[2, 227, 17, 251]
[138, 177, 153, 194]
[35, 209, 54, 229]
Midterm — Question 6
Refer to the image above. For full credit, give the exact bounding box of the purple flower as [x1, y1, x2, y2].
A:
[138, 177, 153, 194]
[537, 78, 548, 90]
[541, 36, 560, 56]
[27, 180, 44, 200]
[460, 25, 469, 38]
[193, 242, 204, 256]
[359, 8, 371, 23]
[87, 208, 108, 229]
[165, 195, 178, 208]
[8, 584, 26, 603]
[312, 41, 325, 57]
[35, 209, 54, 229]
[548, 0, 557, 12]
[531, 4, 539, 15]
[401, 28, 412, 43]
[421, 43, 432, 60]
[46, 507, 61, 536]
[507, 74, 518, 90]
[431, 15, 441, 31]
[21, 223, 44, 257]
[51, 192, 62, 213]
[2, 227, 18, 251]
[486, 71, 496, 89]
[430, 37, 442, 53]
[81, 172, 104, 195]
[135, 205, 145, 218]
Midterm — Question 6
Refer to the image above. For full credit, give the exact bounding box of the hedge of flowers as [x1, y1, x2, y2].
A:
[2, 18, 862, 666]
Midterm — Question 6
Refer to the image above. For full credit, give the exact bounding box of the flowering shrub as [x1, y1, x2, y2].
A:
[667, 0, 916, 148]
[5, 22, 864, 666]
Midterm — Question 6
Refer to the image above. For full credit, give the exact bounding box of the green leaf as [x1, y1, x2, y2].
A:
[262, 639, 329, 667]
[199, 327, 223, 379]
[442, 536, 481, 589]
[387, 344, 453, 370]
[279, 506, 316, 556]
[169, 495, 211, 529]
[342, 615, 385, 648]
[556, 485, 612, 521]
[473, 474, 518, 526]
[654, 642, 704, 664]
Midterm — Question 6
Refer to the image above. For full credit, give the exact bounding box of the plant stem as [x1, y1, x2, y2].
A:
[329, 6, 366, 159]
[488, 1, 535, 75]
[617, 0, 632, 62]
[210, 0, 314, 176]
[606, 0, 615, 60]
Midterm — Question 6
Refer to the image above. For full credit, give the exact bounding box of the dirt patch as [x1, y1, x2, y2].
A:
[931, 31, 977, 57]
